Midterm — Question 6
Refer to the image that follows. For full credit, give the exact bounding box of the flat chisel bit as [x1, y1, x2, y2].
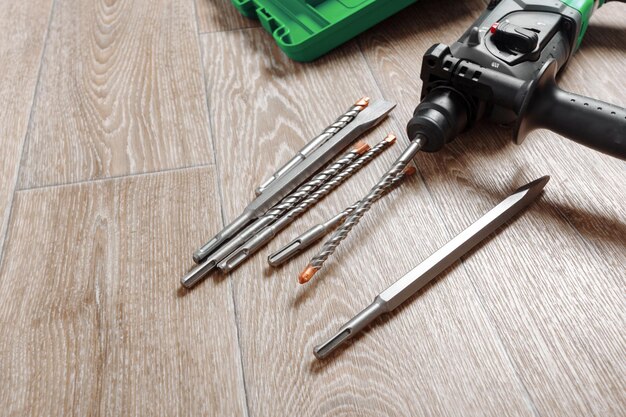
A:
[256, 97, 370, 195]
[313, 176, 549, 359]
[217, 134, 397, 273]
[192, 99, 396, 264]
[181, 142, 370, 288]
[268, 166, 415, 267]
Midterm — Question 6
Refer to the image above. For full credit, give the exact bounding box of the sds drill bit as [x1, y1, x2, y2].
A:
[269, 165, 416, 267]
[256, 97, 370, 195]
[300, 136, 425, 283]
[192, 99, 395, 264]
[181, 141, 370, 288]
[313, 176, 550, 359]
[217, 134, 397, 273]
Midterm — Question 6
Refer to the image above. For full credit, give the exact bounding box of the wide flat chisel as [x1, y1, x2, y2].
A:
[193, 99, 396, 264]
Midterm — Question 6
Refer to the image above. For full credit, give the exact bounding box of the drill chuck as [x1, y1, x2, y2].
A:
[406, 87, 471, 152]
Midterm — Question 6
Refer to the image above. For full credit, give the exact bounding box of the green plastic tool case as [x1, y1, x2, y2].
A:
[231, 0, 418, 62]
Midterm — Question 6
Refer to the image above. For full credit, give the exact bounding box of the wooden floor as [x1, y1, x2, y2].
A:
[0, 0, 624, 415]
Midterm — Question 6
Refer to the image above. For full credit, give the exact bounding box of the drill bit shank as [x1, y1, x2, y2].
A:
[313, 176, 550, 359]
[301, 136, 425, 282]
[192, 99, 396, 264]
[182, 142, 369, 288]
[217, 135, 397, 273]
[268, 166, 415, 267]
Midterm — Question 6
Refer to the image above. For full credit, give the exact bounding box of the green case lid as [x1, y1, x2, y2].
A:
[231, 0, 418, 61]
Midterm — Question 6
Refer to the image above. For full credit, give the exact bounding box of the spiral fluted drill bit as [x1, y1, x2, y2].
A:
[217, 134, 397, 273]
[181, 141, 370, 288]
[192, 99, 395, 264]
[299, 136, 425, 284]
[256, 97, 370, 195]
[268, 165, 416, 266]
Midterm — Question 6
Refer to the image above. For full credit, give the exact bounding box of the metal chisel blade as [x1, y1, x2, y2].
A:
[314, 175, 550, 359]
[192, 100, 396, 264]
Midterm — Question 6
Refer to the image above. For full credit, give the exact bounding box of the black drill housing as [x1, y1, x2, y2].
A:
[407, 0, 626, 159]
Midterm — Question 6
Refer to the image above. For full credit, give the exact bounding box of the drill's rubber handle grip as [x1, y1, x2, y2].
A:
[515, 61, 626, 160]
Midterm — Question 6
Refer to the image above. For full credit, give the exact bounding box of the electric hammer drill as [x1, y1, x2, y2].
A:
[406, 0, 626, 159]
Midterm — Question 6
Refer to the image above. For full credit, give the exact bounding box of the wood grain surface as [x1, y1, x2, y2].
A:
[201, 27, 541, 417]
[0, 0, 53, 257]
[0, 0, 624, 415]
[358, 0, 626, 415]
[195, 0, 259, 33]
[17, 0, 214, 189]
[0, 168, 246, 415]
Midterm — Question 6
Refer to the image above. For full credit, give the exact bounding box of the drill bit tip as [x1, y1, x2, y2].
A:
[384, 133, 397, 143]
[354, 140, 370, 155]
[298, 264, 319, 284]
[355, 97, 370, 106]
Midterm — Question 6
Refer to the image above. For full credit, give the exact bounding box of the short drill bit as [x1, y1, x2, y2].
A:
[256, 97, 370, 195]
[217, 134, 397, 273]
[181, 141, 370, 288]
[300, 136, 425, 283]
[313, 176, 550, 359]
[192, 99, 395, 264]
[269, 166, 416, 267]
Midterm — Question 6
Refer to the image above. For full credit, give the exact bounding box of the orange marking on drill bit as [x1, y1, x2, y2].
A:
[384, 133, 397, 143]
[403, 166, 417, 176]
[353, 140, 370, 155]
[355, 97, 370, 107]
[298, 264, 319, 284]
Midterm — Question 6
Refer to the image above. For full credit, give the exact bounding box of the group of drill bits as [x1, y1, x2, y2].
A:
[182, 96, 550, 361]
[181, 97, 417, 288]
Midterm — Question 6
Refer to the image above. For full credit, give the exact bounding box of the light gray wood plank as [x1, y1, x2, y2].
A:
[195, 0, 259, 33]
[0, 167, 246, 416]
[201, 27, 540, 417]
[359, 1, 626, 415]
[0, 0, 54, 256]
[18, 0, 214, 190]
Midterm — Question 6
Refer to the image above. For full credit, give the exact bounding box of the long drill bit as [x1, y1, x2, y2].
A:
[181, 141, 370, 288]
[313, 176, 550, 359]
[268, 166, 416, 267]
[217, 134, 398, 273]
[300, 136, 425, 283]
[256, 97, 370, 195]
[192, 100, 395, 264]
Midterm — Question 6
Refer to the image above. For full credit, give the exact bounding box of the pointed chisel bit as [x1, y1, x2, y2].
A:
[192, 99, 396, 264]
[313, 176, 550, 359]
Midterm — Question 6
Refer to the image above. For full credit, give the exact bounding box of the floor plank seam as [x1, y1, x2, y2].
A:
[229, 277, 253, 417]
[0, 0, 57, 270]
[15, 163, 214, 193]
[198, 25, 259, 36]
[195, 12, 252, 416]
[356, 40, 545, 415]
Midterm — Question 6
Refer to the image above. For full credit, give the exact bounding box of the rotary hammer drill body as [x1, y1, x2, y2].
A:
[407, 0, 626, 159]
